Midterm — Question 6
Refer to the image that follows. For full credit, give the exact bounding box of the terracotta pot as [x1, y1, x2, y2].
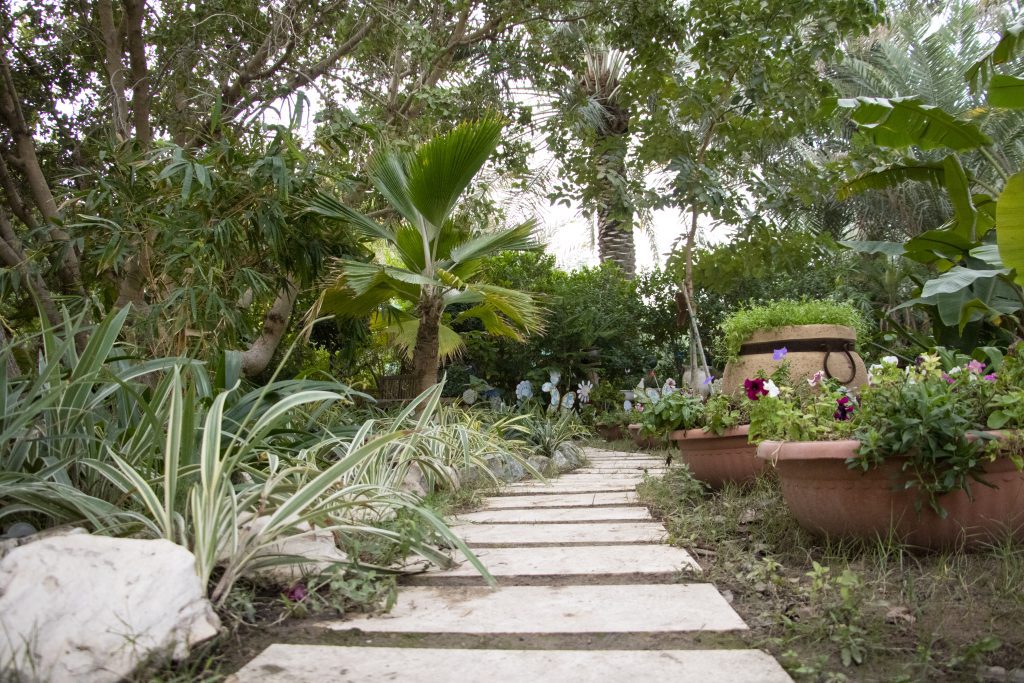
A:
[595, 425, 625, 442]
[669, 425, 765, 488]
[722, 324, 868, 396]
[757, 436, 1024, 549]
[627, 423, 657, 449]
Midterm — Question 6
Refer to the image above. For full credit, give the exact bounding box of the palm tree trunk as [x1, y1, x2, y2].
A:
[411, 292, 443, 394]
[594, 131, 635, 277]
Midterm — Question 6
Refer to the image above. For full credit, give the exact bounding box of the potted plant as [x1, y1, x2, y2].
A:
[754, 348, 1024, 549]
[669, 391, 768, 488]
[593, 409, 631, 441]
[717, 300, 870, 395]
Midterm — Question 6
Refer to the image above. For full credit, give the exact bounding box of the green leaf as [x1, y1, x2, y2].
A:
[903, 230, 979, 264]
[967, 21, 1024, 92]
[836, 240, 905, 256]
[837, 97, 992, 151]
[921, 267, 1010, 298]
[838, 162, 945, 199]
[942, 156, 977, 241]
[406, 118, 503, 230]
[988, 75, 1024, 108]
[996, 171, 1024, 281]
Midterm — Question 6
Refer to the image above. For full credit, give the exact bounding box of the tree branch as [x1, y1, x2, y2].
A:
[240, 277, 299, 377]
[122, 0, 152, 145]
[97, 0, 131, 140]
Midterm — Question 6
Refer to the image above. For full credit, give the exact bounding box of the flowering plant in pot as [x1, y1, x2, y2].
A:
[755, 348, 1024, 548]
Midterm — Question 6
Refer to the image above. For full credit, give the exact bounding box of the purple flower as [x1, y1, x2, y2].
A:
[983, 373, 998, 382]
[941, 373, 955, 385]
[703, 375, 714, 386]
[967, 360, 986, 374]
[833, 396, 855, 421]
[772, 347, 788, 361]
[744, 378, 768, 401]
[286, 583, 308, 602]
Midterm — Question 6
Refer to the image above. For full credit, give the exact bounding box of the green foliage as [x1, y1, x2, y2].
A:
[0, 306, 511, 605]
[637, 391, 704, 437]
[702, 393, 746, 436]
[716, 300, 869, 361]
[452, 253, 654, 395]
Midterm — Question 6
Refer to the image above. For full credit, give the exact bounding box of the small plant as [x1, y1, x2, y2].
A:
[716, 299, 869, 361]
[637, 390, 705, 437]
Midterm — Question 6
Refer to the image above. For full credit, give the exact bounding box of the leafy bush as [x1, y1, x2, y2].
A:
[716, 299, 870, 361]
[638, 391, 705, 436]
[0, 307, 499, 605]
[520, 412, 590, 458]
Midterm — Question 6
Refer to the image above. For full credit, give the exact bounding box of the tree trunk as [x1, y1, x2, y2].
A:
[593, 124, 635, 278]
[411, 292, 443, 395]
[240, 279, 298, 377]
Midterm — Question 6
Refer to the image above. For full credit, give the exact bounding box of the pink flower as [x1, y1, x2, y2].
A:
[744, 378, 768, 401]
[807, 370, 825, 387]
[286, 583, 308, 602]
[942, 373, 955, 384]
[983, 373, 998, 382]
[967, 360, 986, 374]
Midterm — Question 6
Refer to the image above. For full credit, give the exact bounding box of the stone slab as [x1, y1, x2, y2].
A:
[456, 506, 652, 524]
[329, 584, 747, 633]
[417, 543, 700, 579]
[231, 646, 793, 682]
[502, 480, 640, 494]
[453, 521, 666, 546]
[575, 467, 666, 474]
[482, 491, 638, 509]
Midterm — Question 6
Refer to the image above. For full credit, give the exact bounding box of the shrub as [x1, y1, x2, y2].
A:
[716, 299, 870, 361]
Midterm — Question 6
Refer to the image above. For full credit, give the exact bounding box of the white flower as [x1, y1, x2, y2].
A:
[948, 366, 961, 375]
[662, 379, 677, 395]
[807, 370, 826, 387]
[881, 356, 899, 366]
[645, 387, 661, 402]
[462, 388, 478, 405]
[765, 380, 780, 398]
[515, 380, 533, 400]
[577, 381, 593, 403]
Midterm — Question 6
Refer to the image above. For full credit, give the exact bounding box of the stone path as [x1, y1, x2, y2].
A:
[231, 447, 793, 682]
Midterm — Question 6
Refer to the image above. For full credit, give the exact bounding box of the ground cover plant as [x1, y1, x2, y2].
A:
[638, 469, 1024, 682]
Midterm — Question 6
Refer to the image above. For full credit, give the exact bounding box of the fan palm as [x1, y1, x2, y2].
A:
[310, 119, 546, 393]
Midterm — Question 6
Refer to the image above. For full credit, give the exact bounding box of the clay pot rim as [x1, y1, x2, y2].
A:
[743, 324, 857, 346]
[756, 430, 1016, 462]
[669, 424, 750, 441]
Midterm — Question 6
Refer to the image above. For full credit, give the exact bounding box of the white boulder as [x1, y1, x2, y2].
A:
[0, 535, 220, 683]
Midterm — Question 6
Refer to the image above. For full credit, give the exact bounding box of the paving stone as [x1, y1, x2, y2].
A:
[456, 506, 652, 524]
[231, 645, 794, 683]
[453, 521, 666, 546]
[502, 480, 640, 494]
[482, 491, 638, 509]
[575, 467, 666, 474]
[411, 543, 700, 580]
[329, 584, 747, 634]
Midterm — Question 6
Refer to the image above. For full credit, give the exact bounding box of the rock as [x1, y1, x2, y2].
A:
[400, 462, 429, 498]
[0, 525, 87, 560]
[503, 456, 526, 482]
[233, 515, 349, 586]
[552, 451, 571, 472]
[527, 455, 557, 478]
[555, 442, 584, 469]
[484, 454, 509, 479]
[441, 464, 461, 491]
[0, 535, 219, 683]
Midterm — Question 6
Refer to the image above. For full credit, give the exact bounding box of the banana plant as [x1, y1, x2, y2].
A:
[835, 22, 1024, 338]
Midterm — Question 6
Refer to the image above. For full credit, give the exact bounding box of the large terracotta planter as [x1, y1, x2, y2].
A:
[669, 425, 765, 488]
[757, 437, 1024, 549]
[722, 324, 868, 395]
[627, 423, 657, 449]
